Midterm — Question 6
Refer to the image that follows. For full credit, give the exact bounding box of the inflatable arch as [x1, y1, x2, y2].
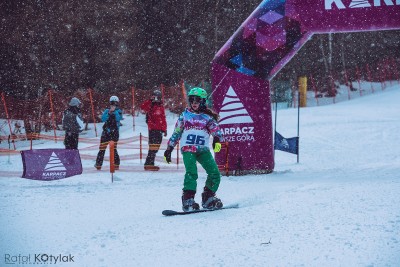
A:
[211, 0, 400, 174]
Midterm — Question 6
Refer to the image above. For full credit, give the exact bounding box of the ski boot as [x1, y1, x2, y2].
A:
[201, 187, 223, 210]
[182, 190, 200, 212]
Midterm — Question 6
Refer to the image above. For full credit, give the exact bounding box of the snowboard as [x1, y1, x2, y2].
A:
[162, 204, 239, 216]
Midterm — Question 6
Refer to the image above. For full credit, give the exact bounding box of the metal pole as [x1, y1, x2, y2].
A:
[273, 89, 278, 159]
[297, 90, 300, 163]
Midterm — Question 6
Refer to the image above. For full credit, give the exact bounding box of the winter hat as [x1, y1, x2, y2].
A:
[69, 97, 81, 107]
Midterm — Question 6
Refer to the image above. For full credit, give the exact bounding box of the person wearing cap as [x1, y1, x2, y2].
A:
[62, 97, 84, 149]
[140, 89, 167, 171]
[95, 96, 123, 170]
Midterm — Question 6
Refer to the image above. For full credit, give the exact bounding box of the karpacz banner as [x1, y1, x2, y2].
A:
[21, 149, 82, 180]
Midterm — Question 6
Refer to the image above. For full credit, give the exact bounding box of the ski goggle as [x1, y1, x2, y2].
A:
[110, 101, 118, 106]
[189, 96, 205, 104]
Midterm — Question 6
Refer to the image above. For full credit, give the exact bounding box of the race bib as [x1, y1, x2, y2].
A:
[180, 129, 210, 148]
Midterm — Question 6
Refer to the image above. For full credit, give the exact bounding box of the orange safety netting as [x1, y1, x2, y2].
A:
[0, 82, 187, 137]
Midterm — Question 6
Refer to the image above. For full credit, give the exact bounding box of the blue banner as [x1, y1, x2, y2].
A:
[274, 131, 298, 155]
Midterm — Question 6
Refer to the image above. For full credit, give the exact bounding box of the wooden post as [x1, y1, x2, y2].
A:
[110, 141, 115, 182]
[343, 69, 351, 100]
[131, 86, 135, 132]
[88, 88, 98, 137]
[224, 142, 229, 176]
[160, 84, 165, 104]
[1, 92, 16, 150]
[356, 66, 362, 96]
[181, 80, 188, 107]
[48, 89, 57, 142]
[140, 132, 143, 163]
[176, 142, 180, 168]
[298, 76, 307, 107]
[366, 64, 374, 93]
[309, 74, 320, 106]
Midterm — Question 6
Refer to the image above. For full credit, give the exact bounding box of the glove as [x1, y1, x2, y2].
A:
[212, 137, 222, 153]
[164, 146, 174, 164]
[163, 130, 167, 137]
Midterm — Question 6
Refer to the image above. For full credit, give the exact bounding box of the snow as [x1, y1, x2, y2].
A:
[1, 84, 400, 266]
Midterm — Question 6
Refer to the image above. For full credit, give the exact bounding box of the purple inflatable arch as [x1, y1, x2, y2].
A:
[212, 0, 400, 174]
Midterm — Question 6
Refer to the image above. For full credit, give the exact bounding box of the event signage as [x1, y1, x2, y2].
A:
[21, 149, 82, 180]
[212, 0, 400, 173]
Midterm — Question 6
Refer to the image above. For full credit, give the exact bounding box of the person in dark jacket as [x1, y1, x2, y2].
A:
[95, 96, 123, 170]
[62, 97, 84, 149]
[140, 89, 167, 171]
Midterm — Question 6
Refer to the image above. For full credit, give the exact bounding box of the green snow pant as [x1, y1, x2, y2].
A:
[182, 150, 221, 193]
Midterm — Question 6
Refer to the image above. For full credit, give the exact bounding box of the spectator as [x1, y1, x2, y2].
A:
[95, 96, 123, 170]
[140, 89, 167, 171]
[13, 121, 22, 134]
[62, 97, 84, 149]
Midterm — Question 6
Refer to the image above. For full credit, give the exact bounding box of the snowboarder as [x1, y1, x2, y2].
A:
[164, 87, 224, 212]
[140, 89, 167, 171]
[62, 97, 84, 149]
[95, 96, 123, 170]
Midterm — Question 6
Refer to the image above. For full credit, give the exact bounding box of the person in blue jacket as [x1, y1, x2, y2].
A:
[95, 96, 123, 170]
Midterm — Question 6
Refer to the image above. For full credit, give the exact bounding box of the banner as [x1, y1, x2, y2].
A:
[21, 149, 82, 180]
[274, 132, 299, 155]
[212, 0, 400, 173]
[212, 63, 274, 173]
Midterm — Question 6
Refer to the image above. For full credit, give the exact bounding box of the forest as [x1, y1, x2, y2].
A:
[1, 0, 399, 99]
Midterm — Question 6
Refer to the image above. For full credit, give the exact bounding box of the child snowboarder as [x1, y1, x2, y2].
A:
[164, 87, 224, 212]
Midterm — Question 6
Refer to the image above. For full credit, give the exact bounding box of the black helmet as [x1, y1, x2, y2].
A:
[153, 90, 162, 97]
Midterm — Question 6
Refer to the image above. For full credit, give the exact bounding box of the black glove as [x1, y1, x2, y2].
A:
[164, 146, 174, 164]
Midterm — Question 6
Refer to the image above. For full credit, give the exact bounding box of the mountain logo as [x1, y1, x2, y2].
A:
[44, 152, 67, 171]
[218, 86, 253, 125]
[42, 152, 67, 179]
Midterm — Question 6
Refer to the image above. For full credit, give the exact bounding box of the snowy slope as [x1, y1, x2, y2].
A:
[1, 85, 400, 267]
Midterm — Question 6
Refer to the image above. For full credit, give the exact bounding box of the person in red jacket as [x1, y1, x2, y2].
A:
[140, 89, 167, 171]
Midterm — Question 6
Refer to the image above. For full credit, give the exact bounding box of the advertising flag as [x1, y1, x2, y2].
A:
[21, 149, 82, 180]
[274, 132, 299, 155]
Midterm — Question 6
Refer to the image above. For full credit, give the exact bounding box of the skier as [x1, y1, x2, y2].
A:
[140, 89, 167, 171]
[62, 97, 84, 149]
[95, 96, 123, 170]
[164, 87, 224, 212]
